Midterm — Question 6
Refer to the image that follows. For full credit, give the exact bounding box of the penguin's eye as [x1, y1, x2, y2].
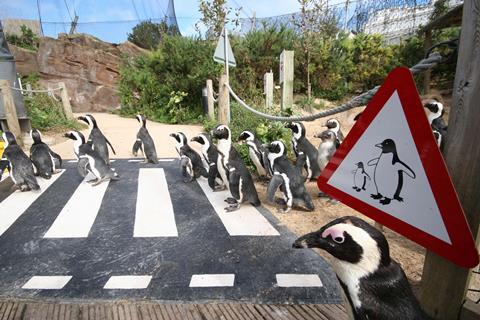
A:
[333, 236, 345, 244]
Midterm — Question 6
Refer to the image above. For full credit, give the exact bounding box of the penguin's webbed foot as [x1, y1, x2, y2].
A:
[87, 178, 99, 184]
[20, 184, 31, 192]
[394, 196, 404, 202]
[379, 197, 391, 205]
[225, 203, 240, 212]
[274, 197, 287, 206]
[277, 206, 291, 214]
[225, 197, 238, 205]
[371, 193, 383, 199]
[213, 185, 226, 192]
[353, 187, 361, 192]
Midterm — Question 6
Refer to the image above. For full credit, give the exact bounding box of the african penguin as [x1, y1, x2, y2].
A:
[293, 216, 429, 320]
[78, 114, 116, 164]
[423, 100, 447, 149]
[2, 132, 39, 191]
[368, 139, 416, 205]
[314, 129, 337, 172]
[191, 133, 226, 191]
[132, 114, 158, 164]
[237, 130, 269, 179]
[352, 162, 371, 192]
[29, 129, 62, 179]
[64, 130, 92, 178]
[211, 124, 261, 211]
[285, 122, 320, 181]
[169, 132, 207, 183]
[324, 118, 344, 146]
[266, 141, 314, 213]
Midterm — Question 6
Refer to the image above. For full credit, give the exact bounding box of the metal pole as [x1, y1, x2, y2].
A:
[224, 27, 229, 80]
[223, 27, 230, 123]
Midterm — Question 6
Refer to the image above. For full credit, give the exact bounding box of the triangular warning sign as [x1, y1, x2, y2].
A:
[318, 67, 479, 268]
[213, 27, 236, 67]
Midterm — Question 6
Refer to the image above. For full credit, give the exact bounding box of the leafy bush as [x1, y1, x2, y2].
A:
[6, 25, 39, 51]
[119, 35, 222, 123]
[127, 20, 178, 50]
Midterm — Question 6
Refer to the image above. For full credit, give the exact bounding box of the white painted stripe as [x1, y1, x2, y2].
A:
[157, 159, 174, 162]
[128, 159, 143, 162]
[134, 168, 178, 237]
[103, 275, 152, 289]
[197, 178, 279, 236]
[276, 274, 323, 287]
[0, 171, 65, 237]
[67, 160, 77, 163]
[44, 173, 109, 238]
[22, 276, 72, 289]
[189, 274, 235, 287]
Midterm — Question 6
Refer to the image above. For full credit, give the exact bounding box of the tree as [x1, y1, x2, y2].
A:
[127, 20, 175, 50]
[196, 0, 241, 39]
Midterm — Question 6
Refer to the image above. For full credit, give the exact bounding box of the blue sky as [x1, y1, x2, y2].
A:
[0, 0, 303, 43]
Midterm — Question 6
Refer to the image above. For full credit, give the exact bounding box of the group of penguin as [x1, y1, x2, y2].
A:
[170, 119, 343, 213]
[0, 114, 159, 190]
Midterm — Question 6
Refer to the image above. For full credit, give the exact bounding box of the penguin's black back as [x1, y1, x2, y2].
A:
[89, 128, 110, 163]
[137, 127, 158, 163]
[296, 137, 320, 176]
[352, 260, 429, 320]
[228, 146, 260, 206]
[30, 143, 54, 177]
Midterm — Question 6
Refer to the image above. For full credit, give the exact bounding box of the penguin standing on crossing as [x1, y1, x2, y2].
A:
[191, 133, 225, 191]
[266, 141, 314, 213]
[78, 114, 116, 164]
[2, 132, 39, 191]
[237, 130, 269, 179]
[314, 129, 337, 172]
[352, 162, 371, 192]
[211, 124, 260, 211]
[423, 100, 447, 149]
[65, 130, 118, 186]
[170, 132, 207, 183]
[30, 129, 62, 179]
[323, 118, 344, 146]
[132, 114, 158, 164]
[64, 130, 91, 178]
[368, 139, 416, 205]
[293, 216, 429, 320]
[285, 122, 320, 181]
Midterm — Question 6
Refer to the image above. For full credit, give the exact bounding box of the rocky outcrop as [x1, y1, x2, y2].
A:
[11, 33, 147, 112]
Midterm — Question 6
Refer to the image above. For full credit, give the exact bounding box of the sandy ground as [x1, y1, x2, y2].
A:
[35, 107, 478, 300]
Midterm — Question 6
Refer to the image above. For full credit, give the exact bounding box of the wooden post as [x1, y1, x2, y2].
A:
[206, 79, 215, 120]
[264, 71, 273, 110]
[218, 74, 230, 125]
[59, 82, 74, 119]
[280, 50, 294, 111]
[419, 2, 480, 319]
[423, 30, 432, 94]
[0, 80, 23, 146]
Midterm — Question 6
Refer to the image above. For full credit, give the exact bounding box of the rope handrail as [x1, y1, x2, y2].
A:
[8, 86, 62, 93]
[227, 52, 444, 122]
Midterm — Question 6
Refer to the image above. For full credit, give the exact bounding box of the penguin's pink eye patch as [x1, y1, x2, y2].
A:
[322, 226, 345, 244]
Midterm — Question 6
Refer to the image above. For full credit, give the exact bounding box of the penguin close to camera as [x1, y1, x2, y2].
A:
[237, 130, 269, 179]
[2, 132, 39, 191]
[266, 141, 314, 213]
[368, 139, 416, 205]
[314, 129, 337, 172]
[64, 130, 92, 178]
[170, 132, 207, 183]
[324, 118, 344, 146]
[29, 129, 62, 179]
[132, 114, 158, 164]
[78, 114, 116, 164]
[285, 122, 320, 181]
[423, 100, 447, 149]
[211, 124, 261, 211]
[293, 216, 429, 320]
[191, 133, 225, 191]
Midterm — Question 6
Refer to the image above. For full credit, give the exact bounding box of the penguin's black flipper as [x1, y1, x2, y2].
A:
[295, 152, 306, 170]
[267, 174, 284, 204]
[77, 158, 90, 178]
[50, 150, 63, 167]
[25, 174, 40, 191]
[132, 140, 142, 157]
[228, 170, 241, 201]
[208, 164, 219, 190]
[105, 138, 116, 155]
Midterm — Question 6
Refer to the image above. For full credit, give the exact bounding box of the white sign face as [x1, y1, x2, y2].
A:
[213, 28, 236, 67]
[327, 91, 451, 244]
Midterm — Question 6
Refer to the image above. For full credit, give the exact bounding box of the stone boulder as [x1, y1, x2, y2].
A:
[12, 33, 147, 112]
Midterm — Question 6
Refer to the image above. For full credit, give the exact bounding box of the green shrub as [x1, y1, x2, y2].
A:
[6, 25, 38, 51]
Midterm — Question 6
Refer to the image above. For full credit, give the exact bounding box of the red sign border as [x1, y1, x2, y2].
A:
[318, 67, 479, 268]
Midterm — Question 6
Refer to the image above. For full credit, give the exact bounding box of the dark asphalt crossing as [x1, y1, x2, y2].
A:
[0, 159, 341, 304]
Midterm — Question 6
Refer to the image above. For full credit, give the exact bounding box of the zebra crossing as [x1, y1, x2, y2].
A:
[0, 159, 342, 304]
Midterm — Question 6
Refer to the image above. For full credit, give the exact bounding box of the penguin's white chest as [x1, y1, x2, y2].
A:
[318, 141, 334, 171]
[216, 141, 230, 190]
[353, 170, 362, 187]
[374, 154, 398, 198]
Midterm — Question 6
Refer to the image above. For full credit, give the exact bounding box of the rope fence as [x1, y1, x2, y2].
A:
[227, 52, 444, 122]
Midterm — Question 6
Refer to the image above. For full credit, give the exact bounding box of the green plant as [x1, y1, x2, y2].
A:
[6, 25, 39, 51]
[127, 20, 178, 50]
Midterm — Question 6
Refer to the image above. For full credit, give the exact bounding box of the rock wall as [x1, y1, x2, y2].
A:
[10, 33, 146, 112]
